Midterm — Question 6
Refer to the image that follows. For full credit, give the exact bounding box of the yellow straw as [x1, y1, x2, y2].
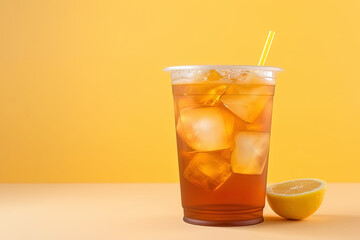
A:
[258, 30, 276, 66]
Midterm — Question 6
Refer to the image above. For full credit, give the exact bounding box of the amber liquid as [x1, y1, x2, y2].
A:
[172, 84, 275, 226]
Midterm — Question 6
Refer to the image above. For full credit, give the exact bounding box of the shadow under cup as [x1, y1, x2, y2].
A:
[165, 65, 283, 226]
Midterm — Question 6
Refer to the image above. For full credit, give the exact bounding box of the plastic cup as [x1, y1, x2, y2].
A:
[165, 65, 283, 226]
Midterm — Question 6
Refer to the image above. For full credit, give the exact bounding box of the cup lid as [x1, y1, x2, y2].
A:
[164, 65, 284, 72]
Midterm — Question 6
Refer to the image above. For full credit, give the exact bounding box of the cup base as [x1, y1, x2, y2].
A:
[183, 216, 264, 227]
[183, 207, 264, 226]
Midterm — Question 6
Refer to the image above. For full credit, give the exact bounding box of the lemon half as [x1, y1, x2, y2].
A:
[267, 178, 326, 220]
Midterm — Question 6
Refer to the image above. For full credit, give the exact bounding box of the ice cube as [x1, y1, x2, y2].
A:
[231, 132, 270, 175]
[184, 153, 232, 192]
[224, 85, 274, 95]
[175, 96, 200, 109]
[199, 69, 223, 82]
[231, 71, 275, 85]
[176, 107, 234, 151]
[221, 94, 271, 123]
[230, 99, 273, 132]
[222, 106, 235, 137]
[184, 84, 228, 106]
[187, 70, 227, 106]
[173, 96, 201, 121]
[246, 99, 273, 131]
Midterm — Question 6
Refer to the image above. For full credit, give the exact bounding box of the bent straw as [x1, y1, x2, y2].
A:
[258, 30, 276, 66]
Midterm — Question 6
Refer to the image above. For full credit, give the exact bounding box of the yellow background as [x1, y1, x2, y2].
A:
[0, 0, 359, 183]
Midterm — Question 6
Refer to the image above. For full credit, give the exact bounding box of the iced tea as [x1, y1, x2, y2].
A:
[168, 66, 282, 226]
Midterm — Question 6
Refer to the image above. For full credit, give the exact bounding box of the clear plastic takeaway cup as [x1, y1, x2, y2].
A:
[165, 65, 283, 226]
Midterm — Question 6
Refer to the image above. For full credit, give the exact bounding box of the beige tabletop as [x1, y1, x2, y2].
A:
[0, 183, 359, 240]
